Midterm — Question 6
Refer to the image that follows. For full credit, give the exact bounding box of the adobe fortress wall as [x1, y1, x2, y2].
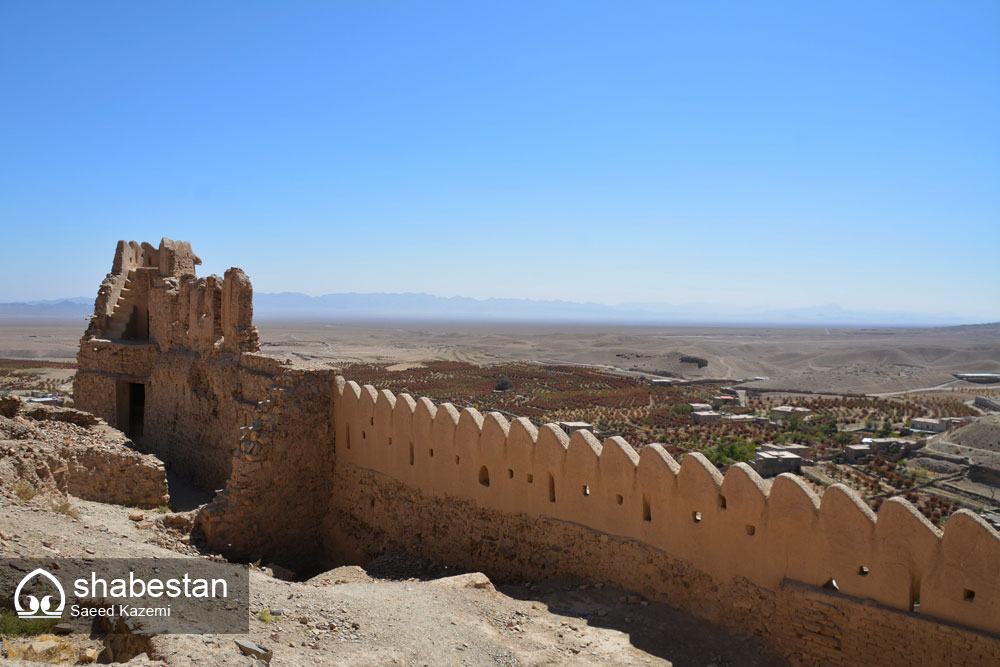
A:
[328, 383, 1000, 623]
[76, 240, 1000, 665]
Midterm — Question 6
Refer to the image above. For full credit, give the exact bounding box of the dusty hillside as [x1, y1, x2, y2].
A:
[944, 416, 1000, 452]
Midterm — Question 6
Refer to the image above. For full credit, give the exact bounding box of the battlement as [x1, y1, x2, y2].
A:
[84, 238, 258, 354]
[333, 380, 1000, 635]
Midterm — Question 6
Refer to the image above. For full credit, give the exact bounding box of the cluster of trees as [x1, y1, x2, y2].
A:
[776, 414, 853, 449]
[698, 437, 758, 466]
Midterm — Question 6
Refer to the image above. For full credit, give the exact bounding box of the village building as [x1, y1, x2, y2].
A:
[691, 410, 722, 425]
[770, 405, 812, 423]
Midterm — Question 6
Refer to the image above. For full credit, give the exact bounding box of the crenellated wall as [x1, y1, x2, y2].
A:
[319, 378, 1000, 662]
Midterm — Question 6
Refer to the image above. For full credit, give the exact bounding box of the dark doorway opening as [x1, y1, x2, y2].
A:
[128, 382, 145, 438]
[117, 380, 146, 440]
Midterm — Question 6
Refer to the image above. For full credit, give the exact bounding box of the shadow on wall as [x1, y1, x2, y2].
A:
[334, 378, 1000, 637]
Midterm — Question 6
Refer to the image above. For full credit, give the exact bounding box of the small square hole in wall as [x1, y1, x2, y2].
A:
[507, 469, 514, 479]
[963, 589, 975, 602]
[616, 494, 624, 505]
[692, 511, 702, 523]
[858, 565, 869, 576]
[745, 524, 756, 536]
[527, 474, 534, 484]
[582, 485, 590, 497]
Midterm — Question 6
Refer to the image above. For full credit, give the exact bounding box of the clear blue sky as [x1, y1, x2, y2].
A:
[1, 1, 998, 320]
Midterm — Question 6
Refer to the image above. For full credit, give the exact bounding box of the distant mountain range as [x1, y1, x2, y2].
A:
[0, 297, 94, 320]
[0, 293, 985, 327]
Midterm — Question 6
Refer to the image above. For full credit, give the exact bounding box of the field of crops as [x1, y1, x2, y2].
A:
[751, 393, 979, 425]
[0, 358, 76, 394]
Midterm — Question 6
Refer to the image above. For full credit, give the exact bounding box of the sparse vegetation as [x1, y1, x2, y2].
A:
[0, 610, 58, 637]
[0, 358, 76, 397]
[51, 499, 80, 518]
[13, 480, 36, 504]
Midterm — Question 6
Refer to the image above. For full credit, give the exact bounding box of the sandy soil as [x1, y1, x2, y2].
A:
[941, 416, 1000, 453]
[2, 320, 998, 395]
[0, 323, 82, 360]
[254, 320, 1000, 394]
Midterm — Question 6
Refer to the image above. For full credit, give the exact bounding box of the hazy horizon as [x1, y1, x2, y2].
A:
[2, 290, 995, 327]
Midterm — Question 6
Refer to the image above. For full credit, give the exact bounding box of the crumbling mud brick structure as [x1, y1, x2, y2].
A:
[76, 240, 1000, 666]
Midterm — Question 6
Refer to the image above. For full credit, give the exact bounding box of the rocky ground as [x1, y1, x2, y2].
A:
[0, 397, 168, 510]
[0, 408, 787, 666]
[0, 497, 787, 666]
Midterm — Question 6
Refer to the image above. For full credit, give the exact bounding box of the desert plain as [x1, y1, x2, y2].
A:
[4, 319, 998, 395]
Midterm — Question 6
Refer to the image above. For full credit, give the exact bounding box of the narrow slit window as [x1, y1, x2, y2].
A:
[582, 485, 590, 497]
[507, 469, 514, 479]
[479, 466, 490, 487]
[642, 495, 651, 522]
[409, 442, 414, 466]
[693, 511, 702, 523]
[548, 474, 556, 503]
[616, 494, 624, 505]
